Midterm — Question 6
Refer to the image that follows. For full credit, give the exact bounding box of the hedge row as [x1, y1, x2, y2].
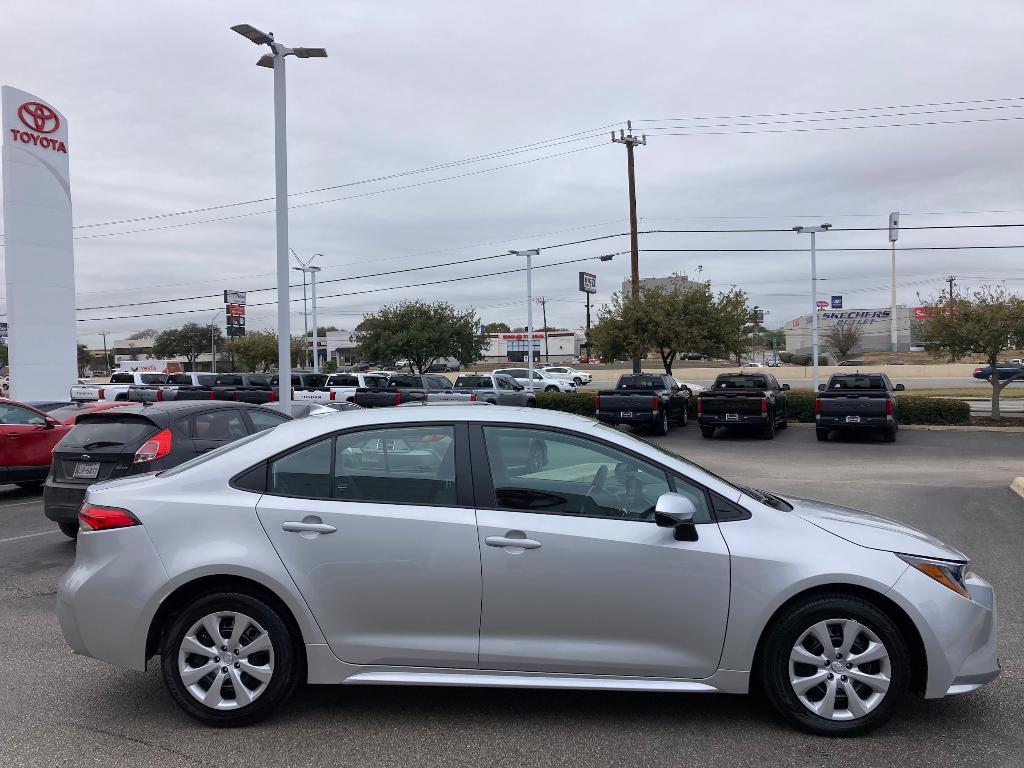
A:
[535, 389, 970, 425]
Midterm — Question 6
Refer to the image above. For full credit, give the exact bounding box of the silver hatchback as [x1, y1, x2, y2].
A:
[57, 406, 998, 734]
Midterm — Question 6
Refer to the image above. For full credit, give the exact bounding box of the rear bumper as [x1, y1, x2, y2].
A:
[43, 477, 89, 523]
[698, 414, 765, 426]
[597, 410, 659, 425]
[888, 566, 1000, 698]
[817, 415, 894, 429]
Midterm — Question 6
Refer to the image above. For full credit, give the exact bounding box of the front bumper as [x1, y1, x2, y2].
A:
[889, 565, 1000, 698]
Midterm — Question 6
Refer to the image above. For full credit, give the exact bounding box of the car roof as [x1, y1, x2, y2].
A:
[85, 400, 281, 416]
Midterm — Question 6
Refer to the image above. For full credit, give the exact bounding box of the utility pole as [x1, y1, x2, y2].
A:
[793, 224, 832, 393]
[509, 249, 540, 389]
[209, 310, 220, 374]
[612, 121, 646, 373]
[98, 331, 110, 373]
[946, 275, 956, 312]
[889, 212, 900, 352]
[309, 264, 321, 373]
[536, 296, 549, 362]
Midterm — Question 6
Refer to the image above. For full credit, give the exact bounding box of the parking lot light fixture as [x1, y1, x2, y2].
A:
[231, 23, 328, 412]
[308, 264, 322, 373]
[792, 224, 832, 392]
[509, 249, 540, 390]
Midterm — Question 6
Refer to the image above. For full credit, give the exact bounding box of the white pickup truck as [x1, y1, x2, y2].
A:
[69, 371, 171, 402]
[324, 371, 390, 403]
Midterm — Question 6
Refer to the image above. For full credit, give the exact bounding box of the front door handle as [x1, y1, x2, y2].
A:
[485, 535, 542, 550]
[282, 521, 337, 534]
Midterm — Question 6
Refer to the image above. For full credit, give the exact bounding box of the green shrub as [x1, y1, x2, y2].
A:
[779, 353, 829, 366]
[895, 395, 970, 425]
[785, 390, 817, 422]
[535, 390, 595, 417]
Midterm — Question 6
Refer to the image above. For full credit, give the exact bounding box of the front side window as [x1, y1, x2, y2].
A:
[482, 426, 671, 520]
[497, 376, 514, 391]
[0, 404, 47, 426]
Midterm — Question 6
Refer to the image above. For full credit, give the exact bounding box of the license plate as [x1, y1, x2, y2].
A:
[725, 413, 739, 421]
[73, 462, 100, 479]
[620, 411, 633, 418]
[846, 415, 861, 423]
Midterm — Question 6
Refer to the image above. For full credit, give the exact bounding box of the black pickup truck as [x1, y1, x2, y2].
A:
[594, 373, 689, 435]
[816, 372, 904, 442]
[697, 373, 789, 440]
[352, 373, 475, 408]
[167, 373, 279, 404]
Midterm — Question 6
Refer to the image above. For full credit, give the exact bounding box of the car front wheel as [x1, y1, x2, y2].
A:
[160, 592, 299, 727]
[761, 594, 910, 736]
[545, 386, 559, 392]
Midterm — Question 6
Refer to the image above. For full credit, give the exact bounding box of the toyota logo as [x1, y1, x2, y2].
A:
[17, 101, 60, 134]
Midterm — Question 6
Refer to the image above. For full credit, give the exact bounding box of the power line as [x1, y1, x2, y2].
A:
[645, 114, 1024, 138]
[642, 245, 1024, 253]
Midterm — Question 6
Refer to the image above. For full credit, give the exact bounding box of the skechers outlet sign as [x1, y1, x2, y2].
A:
[8, 100, 67, 153]
[822, 310, 891, 326]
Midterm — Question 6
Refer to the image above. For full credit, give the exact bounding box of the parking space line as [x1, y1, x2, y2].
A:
[0, 499, 44, 509]
[0, 530, 61, 544]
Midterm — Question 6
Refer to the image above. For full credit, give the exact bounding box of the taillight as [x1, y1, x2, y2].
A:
[815, 397, 822, 415]
[79, 503, 139, 532]
[697, 397, 702, 415]
[652, 395, 660, 411]
[394, 392, 402, 405]
[134, 428, 172, 464]
[329, 391, 337, 401]
[268, 389, 277, 402]
[97, 388, 105, 400]
[761, 397, 768, 416]
[595, 392, 601, 410]
[470, 393, 477, 401]
[886, 397, 894, 416]
[156, 389, 165, 402]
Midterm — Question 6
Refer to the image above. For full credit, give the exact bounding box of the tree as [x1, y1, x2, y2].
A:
[710, 288, 754, 364]
[823, 324, 864, 359]
[588, 283, 720, 375]
[922, 285, 1024, 419]
[76, 343, 92, 376]
[224, 331, 278, 372]
[152, 323, 224, 370]
[127, 329, 158, 340]
[484, 322, 511, 333]
[357, 300, 488, 373]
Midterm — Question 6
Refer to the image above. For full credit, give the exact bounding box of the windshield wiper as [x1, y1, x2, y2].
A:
[81, 441, 123, 450]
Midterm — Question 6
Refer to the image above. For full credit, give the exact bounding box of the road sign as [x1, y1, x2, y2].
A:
[224, 290, 247, 305]
[816, 300, 829, 310]
[830, 295, 843, 309]
[579, 272, 597, 294]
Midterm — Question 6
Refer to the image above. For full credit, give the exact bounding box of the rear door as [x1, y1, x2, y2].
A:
[190, 407, 249, 453]
[256, 422, 482, 667]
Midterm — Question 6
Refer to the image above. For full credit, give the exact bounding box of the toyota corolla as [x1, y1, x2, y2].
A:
[57, 406, 998, 734]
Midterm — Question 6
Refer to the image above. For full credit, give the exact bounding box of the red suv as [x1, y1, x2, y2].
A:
[0, 399, 127, 489]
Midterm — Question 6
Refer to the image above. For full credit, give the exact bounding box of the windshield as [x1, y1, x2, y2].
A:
[617, 375, 664, 390]
[159, 430, 270, 477]
[58, 416, 158, 450]
[714, 376, 767, 389]
[108, 373, 134, 383]
[827, 375, 886, 390]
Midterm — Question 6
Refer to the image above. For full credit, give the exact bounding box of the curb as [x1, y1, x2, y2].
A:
[783, 422, 1024, 433]
[1012, 478, 1024, 500]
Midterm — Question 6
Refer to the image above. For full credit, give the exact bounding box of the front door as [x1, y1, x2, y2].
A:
[474, 424, 730, 679]
[0, 403, 61, 478]
[256, 423, 482, 667]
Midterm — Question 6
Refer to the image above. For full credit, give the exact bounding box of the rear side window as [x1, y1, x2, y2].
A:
[167, 374, 192, 385]
[455, 375, 491, 388]
[215, 374, 244, 386]
[193, 410, 248, 441]
[271, 438, 333, 498]
[389, 375, 422, 388]
[139, 374, 167, 384]
[60, 416, 158, 449]
[109, 373, 134, 384]
[329, 374, 358, 386]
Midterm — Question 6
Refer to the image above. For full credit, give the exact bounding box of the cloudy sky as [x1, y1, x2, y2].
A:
[3, 0, 1024, 347]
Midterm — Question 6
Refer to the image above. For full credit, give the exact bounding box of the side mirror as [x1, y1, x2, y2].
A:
[654, 493, 699, 541]
[817, 383, 826, 392]
[895, 383, 905, 391]
[43, 418, 58, 429]
[781, 383, 791, 391]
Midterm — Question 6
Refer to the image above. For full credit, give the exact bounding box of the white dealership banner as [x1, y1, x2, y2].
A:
[2, 86, 76, 400]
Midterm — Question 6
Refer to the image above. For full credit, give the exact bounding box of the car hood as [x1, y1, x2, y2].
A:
[777, 493, 968, 561]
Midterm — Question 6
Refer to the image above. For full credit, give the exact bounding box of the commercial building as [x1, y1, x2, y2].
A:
[621, 274, 698, 296]
[480, 331, 585, 363]
[782, 307, 919, 355]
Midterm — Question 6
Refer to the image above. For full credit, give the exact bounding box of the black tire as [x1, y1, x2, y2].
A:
[882, 428, 896, 443]
[160, 592, 300, 727]
[676, 407, 688, 427]
[545, 386, 559, 393]
[816, 428, 830, 442]
[760, 593, 910, 736]
[573, 377, 582, 386]
[777, 419, 788, 430]
[652, 409, 670, 436]
[700, 425, 715, 439]
[58, 521, 79, 539]
[526, 398, 536, 407]
[15, 480, 43, 490]
[761, 414, 776, 440]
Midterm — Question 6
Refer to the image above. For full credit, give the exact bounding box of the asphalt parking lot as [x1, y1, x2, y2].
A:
[1, 426, 1022, 767]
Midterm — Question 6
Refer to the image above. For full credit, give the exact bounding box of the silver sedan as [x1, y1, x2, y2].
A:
[58, 406, 998, 734]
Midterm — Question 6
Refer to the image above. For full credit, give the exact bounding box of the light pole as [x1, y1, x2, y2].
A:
[888, 211, 900, 352]
[793, 223, 831, 392]
[291, 250, 319, 367]
[209, 310, 221, 374]
[232, 23, 327, 412]
[509, 249, 540, 390]
[309, 264, 321, 373]
[98, 331, 110, 374]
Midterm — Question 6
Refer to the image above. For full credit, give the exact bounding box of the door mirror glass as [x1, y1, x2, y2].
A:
[654, 493, 699, 541]
[781, 383, 791, 391]
[894, 383, 905, 391]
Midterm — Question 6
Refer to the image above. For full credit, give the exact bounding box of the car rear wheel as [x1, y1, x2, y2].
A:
[57, 521, 79, 539]
[652, 409, 670, 436]
[882, 428, 896, 443]
[160, 592, 299, 727]
[816, 428, 830, 441]
[761, 594, 910, 736]
[700, 425, 715, 439]
[15, 480, 43, 490]
[544, 386, 559, 392]
[761, 414, 776, 440]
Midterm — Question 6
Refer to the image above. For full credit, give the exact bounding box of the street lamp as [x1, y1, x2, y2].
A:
[308, 264, 322, 373]
[209, 310, 221, 374]
[509, 249, 540, 390]
[291, 249, 320, 367]
[231, 23, 327, 412]
[792, 223, 832, 392]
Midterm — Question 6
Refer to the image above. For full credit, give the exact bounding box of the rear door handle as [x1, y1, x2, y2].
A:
[282, 521, 337, 534]
[485, 536, 542, 549]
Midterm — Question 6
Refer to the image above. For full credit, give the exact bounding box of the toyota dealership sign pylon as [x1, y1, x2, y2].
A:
[2, 86, 76, 400]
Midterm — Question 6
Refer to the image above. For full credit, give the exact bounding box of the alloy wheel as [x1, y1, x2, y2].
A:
[789, 618, 891, 721]
[177, 611, 275, 710]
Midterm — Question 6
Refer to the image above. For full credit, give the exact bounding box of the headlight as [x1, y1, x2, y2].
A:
[897, 553, 971, 598]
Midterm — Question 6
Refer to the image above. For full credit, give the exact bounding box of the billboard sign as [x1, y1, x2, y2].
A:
[830, 295, 843, 309]
[224, 290, 246, 305]
[579, 272, 597, 294]
[2, 86, 76, 400]
[816, 300, 829, 310]
[889, 211, 899, 243]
